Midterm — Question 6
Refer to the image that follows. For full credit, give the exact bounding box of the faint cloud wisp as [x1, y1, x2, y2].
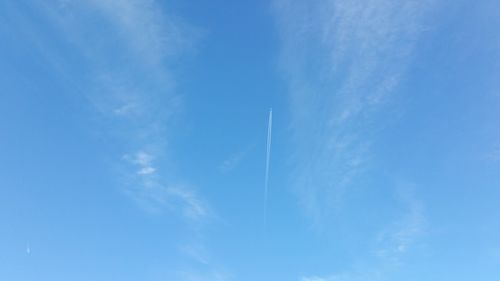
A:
[37, 0, 209, 223]
[274, 0, 435, 227]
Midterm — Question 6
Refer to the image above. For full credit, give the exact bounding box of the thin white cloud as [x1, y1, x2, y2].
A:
[176, 270, 228, 281]
[179, 244, 211, 265]
[125, 151, 154, 168]
[151, 262, 229, 281]
[31, 1, 209, 224]
[167, 186, 210, 221]
[219, 150, 248, 173]
[274, 0, 435, 226]
[376, 186, 426, 261]
[124, 150, 210, 222]
[218, 142, 257, 173]
[169, 242, 229, 281]
[487, 143, 500, 161]
[300, 272, 379, 281]
[301, 277, 331, 281]
[162, 246, 229, 281]
[300, 186, 427, 281]
[126, 180, 211, 223]
[137, 166, 156, 175]
[113, 102, 141, 117]
[86, 0, 198, 66]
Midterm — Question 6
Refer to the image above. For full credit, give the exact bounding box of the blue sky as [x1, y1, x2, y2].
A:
[1, 0, 500, 280]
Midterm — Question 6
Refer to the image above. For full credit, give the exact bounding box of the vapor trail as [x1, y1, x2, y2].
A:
[264, 108, 273, 226]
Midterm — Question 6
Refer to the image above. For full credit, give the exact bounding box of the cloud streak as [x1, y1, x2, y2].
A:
[299, 186, 427, 281]
[123, 150, 210, 222]
[31, 0, 208, 223]
[274, 0, 434, 226]
[274, 0, 433, 279]
[219, 148, 249, 173]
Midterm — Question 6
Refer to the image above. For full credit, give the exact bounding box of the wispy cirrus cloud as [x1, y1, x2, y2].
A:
[31, 0, 208, 223]
[151, 242, 229, 281]
[274, 0, 434, 225]
[219, 150, 248, 173]
[123, 150, 210, 222]
[301, 277, 333, 281]
[376, 186, 426, 261]
[486, 143, 500, 161]
[175, 270, 228, 281]
[218, 142, 257, 173]
[85, 0, 196, 65]
[299, 185, 427, 281]
[274, 0, 433, 279]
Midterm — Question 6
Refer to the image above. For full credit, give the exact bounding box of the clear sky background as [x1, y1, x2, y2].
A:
[1, 0, 500, 280]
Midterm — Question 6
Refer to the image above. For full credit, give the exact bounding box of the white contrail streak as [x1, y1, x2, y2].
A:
[264, 108, 273, 226]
